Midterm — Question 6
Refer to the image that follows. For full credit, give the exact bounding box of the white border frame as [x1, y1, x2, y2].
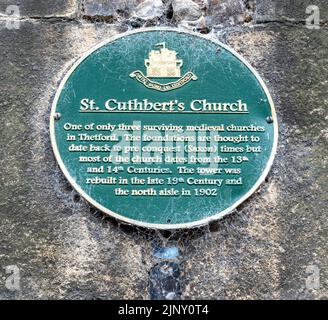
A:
[50, 27, 278, 230]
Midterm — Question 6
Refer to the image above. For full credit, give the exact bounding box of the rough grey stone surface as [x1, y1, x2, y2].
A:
[149, 262, 181, 300]
[172, 0, 202, 22]
[205, 0, 253, 27]
[255, 0, 328, 23]
[134, 0, 165, 20]
[0, 0, 78, 17]
[79, 0, 254, 28]
[82, 0, 165, 21]
[0, 21, 150, 300]
[0, 0, 327, 300]
[82, 0, 138, 19]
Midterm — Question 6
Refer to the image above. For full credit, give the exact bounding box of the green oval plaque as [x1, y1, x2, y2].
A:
[50, 28, 278, 229]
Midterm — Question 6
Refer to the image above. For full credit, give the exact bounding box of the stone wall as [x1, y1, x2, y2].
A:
[0, 0, 327, 299]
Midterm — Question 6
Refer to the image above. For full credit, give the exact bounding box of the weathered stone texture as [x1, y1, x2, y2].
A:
[172, 0, 203, 21]
[80, 0, 255, 28]
[0, 21, 151, 300]
[255, 0, 328, 23]
[0, 0, 78, 17]
[0, 0, 327, 300]
[82, 0, 165, 21]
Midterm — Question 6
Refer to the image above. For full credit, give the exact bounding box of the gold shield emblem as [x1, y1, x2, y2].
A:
[130, 42, 197, 92]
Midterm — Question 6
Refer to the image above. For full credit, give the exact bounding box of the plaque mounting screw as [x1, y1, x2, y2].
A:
[266, 116, 273, 124]
[54, 113, 61, 120]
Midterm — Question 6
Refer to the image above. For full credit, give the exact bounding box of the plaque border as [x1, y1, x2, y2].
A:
[50, 27, 279, 230]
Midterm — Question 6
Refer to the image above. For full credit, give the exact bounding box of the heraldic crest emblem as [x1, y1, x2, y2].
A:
[130, 42, 198, 92]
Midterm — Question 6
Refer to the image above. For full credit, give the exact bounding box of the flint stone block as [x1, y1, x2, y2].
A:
[133, 0, 165, 20]
[83, 0, 139, 18]
[172, 0, 203, 21]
